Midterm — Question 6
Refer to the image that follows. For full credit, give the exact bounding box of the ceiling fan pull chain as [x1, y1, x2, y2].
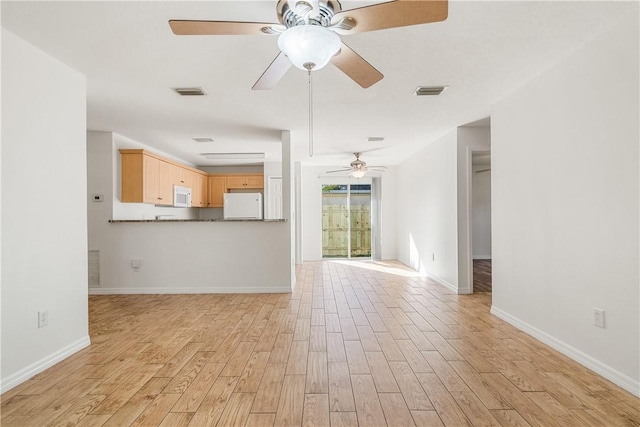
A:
[308, 69, 314, 157]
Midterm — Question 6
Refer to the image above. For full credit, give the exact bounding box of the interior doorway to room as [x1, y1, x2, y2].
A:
[322, 184, 372, 258]
[471, 151, 492, 292]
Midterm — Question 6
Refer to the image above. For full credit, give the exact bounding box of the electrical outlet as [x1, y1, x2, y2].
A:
[593, 308, 605, 328]
[38, 311, 49, 328]
[131, 259, 142, 270]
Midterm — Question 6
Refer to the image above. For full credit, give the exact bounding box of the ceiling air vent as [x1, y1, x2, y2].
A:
[367, 137, 385, 142]
[173, 87, 206, 96]
[192, 137, 214, 143]
[414, 86, 447, 96]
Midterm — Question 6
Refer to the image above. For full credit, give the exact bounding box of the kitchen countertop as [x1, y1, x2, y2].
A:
[109, 219, 287, 223]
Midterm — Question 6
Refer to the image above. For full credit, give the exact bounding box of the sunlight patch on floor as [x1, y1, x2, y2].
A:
[328, 259, 427, 278]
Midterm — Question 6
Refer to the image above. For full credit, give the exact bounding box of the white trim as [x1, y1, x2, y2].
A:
[425, 272, 458, 294]
[0, 335, 91, 394]
[473, 255, 492, 260]
[465, 147, 491, 294]
[89, 287, 292, 295]
[491, 306, 640, 397]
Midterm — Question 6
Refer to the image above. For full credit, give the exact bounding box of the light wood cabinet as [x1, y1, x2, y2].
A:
[208, 176, 227, 208]
[120, 150, 264, 208]
[226, 174, 264, 189]
[158, 160, 173, 205]
[122, 151, 173, 205]
[189, 171, 209, 207]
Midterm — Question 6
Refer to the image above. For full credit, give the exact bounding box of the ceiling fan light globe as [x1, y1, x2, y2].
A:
[351, 169, 366, 178]
[278, 25, 341, 71]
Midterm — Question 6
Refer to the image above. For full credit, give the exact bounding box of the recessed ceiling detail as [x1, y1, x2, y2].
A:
[200, 153, 265, 160]
[414, 86, 447, 96]
[172, 87, 206, 96]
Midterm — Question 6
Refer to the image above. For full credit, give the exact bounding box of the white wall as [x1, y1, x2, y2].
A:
[491, 15, 639, 396]
[472, 165, 492, 259]
[379, 168, 397, 260]
[1, 29, 90, 392]
[89, 222, 292, 293]
[457, 127, 491, 293]
[395, 131, 459, 290]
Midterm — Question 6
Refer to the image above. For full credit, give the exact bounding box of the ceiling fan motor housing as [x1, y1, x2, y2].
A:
[278, 0, 341, 28]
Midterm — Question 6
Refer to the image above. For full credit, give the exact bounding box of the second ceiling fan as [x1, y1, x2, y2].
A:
[169, 0, 448, 90]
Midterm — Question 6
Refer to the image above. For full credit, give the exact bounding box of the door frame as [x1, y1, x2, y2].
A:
[320, 179, 373, 259]
[464, 147, 491, 294]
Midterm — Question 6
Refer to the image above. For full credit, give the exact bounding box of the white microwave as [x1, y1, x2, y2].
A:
[173, 185, 192, 207]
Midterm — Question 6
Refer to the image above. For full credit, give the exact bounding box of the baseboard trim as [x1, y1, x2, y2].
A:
[89, 286, 292, 295]
[425, 272, 458, 294]
[473, 256, 492, 260]
[0, 335, 91, 394]
[491, 306, 640, 397]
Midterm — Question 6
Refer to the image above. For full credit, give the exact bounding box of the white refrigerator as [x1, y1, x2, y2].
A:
[223, 193, 263, 220]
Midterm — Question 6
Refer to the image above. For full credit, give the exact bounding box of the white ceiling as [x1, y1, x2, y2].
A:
[1, 1, 633, 168]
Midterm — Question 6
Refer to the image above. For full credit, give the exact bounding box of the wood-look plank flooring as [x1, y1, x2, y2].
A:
[473, 260, 492, 293]
[2, 260, 639, 426]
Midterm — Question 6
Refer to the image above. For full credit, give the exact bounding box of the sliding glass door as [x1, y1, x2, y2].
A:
[322, 183, 371, 258]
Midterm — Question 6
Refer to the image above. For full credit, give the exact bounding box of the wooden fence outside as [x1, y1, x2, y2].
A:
[322, 204, 371, 257]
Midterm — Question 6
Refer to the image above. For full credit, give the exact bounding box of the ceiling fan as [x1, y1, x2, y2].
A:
[326, 152, 387, 178]
[169, 0, 448, 90]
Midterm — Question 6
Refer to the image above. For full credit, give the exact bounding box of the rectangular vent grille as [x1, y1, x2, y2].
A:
[193, 137, 214, 143]
[415, 86, 447, 96]
[173, 87, 206, 96]
[88, 250, 100, 288]
[367, 137, 385, 142]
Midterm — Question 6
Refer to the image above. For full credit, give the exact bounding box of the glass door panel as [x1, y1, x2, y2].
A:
[350, 184, 371, 258]
[322, 185, 349, 258]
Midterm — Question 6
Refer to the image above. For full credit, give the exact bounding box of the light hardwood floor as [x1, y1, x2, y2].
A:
[2, 260, 639, 426]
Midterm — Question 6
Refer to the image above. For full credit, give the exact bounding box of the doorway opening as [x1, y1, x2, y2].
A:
[471, 151, 492, 292]
[322, 183, 371, 258]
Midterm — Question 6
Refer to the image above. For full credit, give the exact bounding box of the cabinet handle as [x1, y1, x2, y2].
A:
[158, 197, 162, 200]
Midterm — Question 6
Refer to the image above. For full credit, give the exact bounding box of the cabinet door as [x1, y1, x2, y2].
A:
[157, 160, 173, 205]
[172, 165, 188, 187]
[245, 175, 264, 188]
[199, 174, 209, 207]
[208, 176, 226, 207]
[226, 176, 245, 189]
[142, 155, 160, 203]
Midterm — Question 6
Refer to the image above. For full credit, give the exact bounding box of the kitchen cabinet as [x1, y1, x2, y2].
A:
[226, 174, 264, 189]
[121, 149, 208, 207]
[190, 171, 209, 207]
[208, 176, 226, 208]
[120, 150, 264, 208]
[121, 151, 173, 205]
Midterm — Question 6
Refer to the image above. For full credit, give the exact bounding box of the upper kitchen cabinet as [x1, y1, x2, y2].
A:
[208, 176, 226, 208]
[120, 149, 209, 207]
[121, 150, 172, 205]
[190, 171, 209, 207]
[226, 174, 264, 189]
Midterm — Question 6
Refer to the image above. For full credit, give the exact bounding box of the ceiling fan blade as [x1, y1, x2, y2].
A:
[169, 20, 281, 36]
[368, 166, 387, 171]
[331, 42, 383, 88]
[325, 168, 353, 174]
[252, 51, 292, 90]
[332, 0, 448, 35]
